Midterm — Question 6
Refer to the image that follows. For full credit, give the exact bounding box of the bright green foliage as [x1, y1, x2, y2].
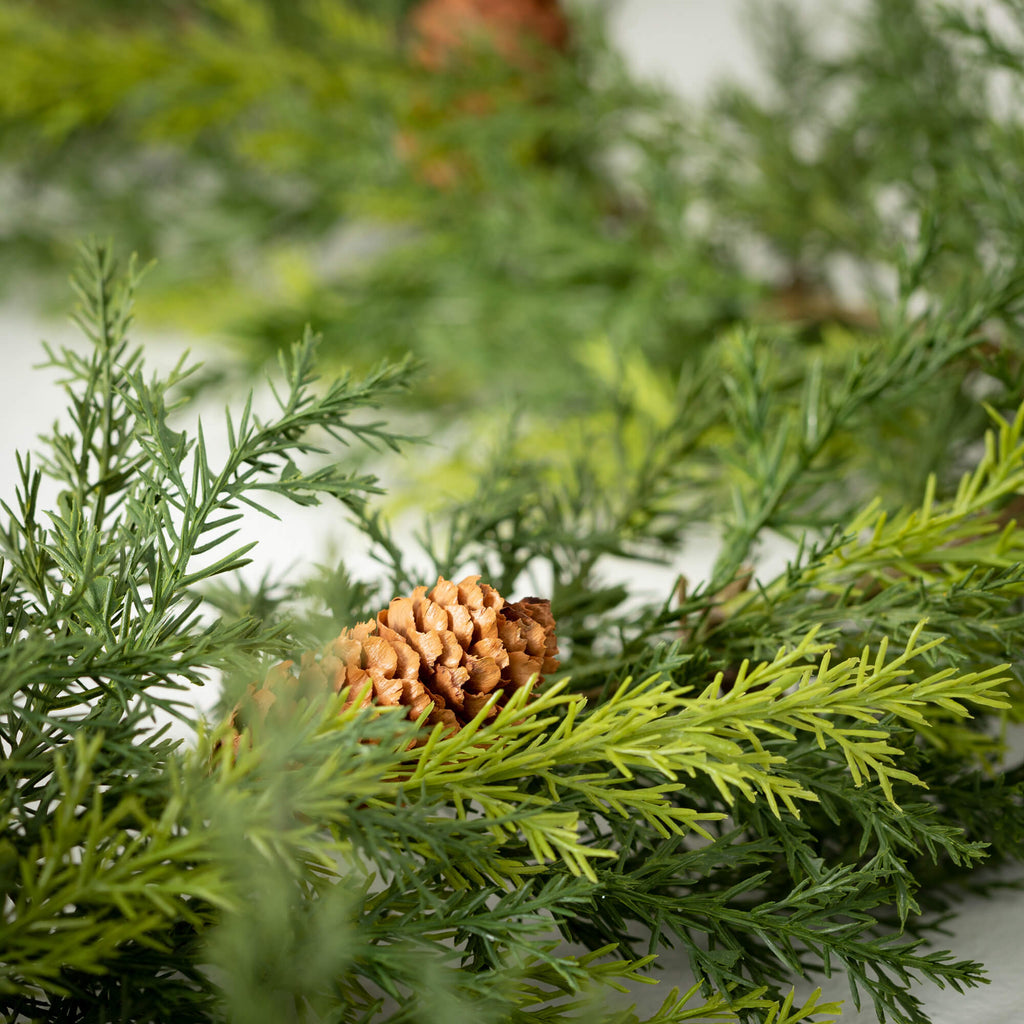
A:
[5, 2, 1024, 1022]
[2, 242, 1024, 1023]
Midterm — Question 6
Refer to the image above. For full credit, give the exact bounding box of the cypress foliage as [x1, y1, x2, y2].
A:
[4, 2, 1024, 1021]
[2, 232, 1024, 1021]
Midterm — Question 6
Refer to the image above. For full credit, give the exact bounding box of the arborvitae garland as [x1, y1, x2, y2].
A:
[2, 239, 1024, 1023]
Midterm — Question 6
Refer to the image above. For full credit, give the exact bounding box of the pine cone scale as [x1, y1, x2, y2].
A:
[472, 636, 509, 666]
[466, 656, 502, 692]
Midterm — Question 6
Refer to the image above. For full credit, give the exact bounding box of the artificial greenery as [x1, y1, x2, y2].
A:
[0, 0, 744, 418]
[5, 2, 1024, 1022]
[3, 223, 1024, 1024]
[3, 0, 1023, 436]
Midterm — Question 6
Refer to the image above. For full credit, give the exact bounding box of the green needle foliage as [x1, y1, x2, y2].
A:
[0, 0, 746, 419]
[3, 233, 1024, 1024]
[5, 3, 1024, 1022]
[5, 0, 1024, 494]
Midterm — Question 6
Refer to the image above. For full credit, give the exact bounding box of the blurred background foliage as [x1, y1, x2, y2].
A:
[3, 0, 1024, 509]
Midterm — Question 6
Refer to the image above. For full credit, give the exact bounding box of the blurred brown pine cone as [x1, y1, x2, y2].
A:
[397, 0, 570, 188]
[409, 0, 569, 71]
[227, 575, 558, 750]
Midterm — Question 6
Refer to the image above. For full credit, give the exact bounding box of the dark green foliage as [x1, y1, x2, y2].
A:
[4, 2, 1024, 1022]
[3, 228, 1024, 1024]
[4, 0, 1024, 441]
[0, 0, 742, 419]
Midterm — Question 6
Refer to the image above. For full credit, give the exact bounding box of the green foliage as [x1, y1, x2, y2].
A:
[5, 1, 1024, 1021]
[0, 0, 738, 419]
[5, 0, 1024, 449]
[2, 239, 1024, 1022]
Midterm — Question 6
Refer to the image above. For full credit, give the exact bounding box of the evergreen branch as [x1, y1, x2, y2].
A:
[575, 848, 986, 1024]
[5, 8, 1024, 1017]
[1, 247, 428, 1016]
[693, 620, 1008, 803]
[807, 398, 1024, 591]
[509, 959, 842, 1024]
[712, 271, 1024, 586]
[0, 733, 226, 998]
[122, 328, 415, 618]
[1, 242, 415, 673]
[366, 619, 1007, 885]
[391, 681, 781, 881]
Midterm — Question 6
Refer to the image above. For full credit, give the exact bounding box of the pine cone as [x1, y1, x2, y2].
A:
[397, 0, 570, 188]
[227, 575, 558, 750]
[409, 0, 569, 71]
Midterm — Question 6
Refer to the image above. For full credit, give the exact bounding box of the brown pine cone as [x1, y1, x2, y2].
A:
[397, 0, 570, 189]
[409, 0, 569, 71]
[227, 575, 558, 750]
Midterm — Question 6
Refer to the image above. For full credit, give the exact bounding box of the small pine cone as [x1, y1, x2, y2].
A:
[398, 0, 569, 188]
[226, 575, 558, 748]
[409, 0, 569, 71]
